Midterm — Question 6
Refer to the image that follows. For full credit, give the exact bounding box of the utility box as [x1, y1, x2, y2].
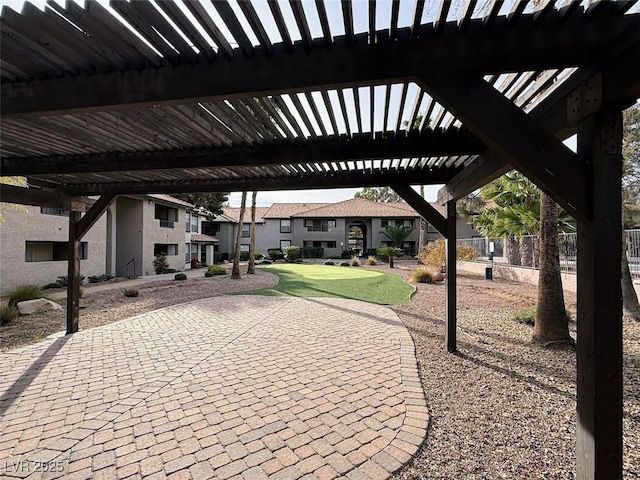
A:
[485, 267, 493, 280]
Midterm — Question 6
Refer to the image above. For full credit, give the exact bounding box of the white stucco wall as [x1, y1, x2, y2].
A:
[0, 205, 107, 295]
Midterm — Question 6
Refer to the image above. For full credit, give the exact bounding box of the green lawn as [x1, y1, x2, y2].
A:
[242, 263, 414, 305]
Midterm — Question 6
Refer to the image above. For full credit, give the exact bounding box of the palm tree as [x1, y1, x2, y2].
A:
[231, 191, 247, 279]
[380, 224, 415, 249]
[377, 246, 401, 268]
[534, 192, 573, 343]
[247, 191, 257, 275]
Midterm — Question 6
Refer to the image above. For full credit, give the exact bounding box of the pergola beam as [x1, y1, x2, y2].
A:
[59, 169, 457, 196]
[390, 183, 447, 235]
[0, 184, 94, 209]
[1, 130, 485, 176]
[3, 14, 636, 118]
[419, 73, 587, 220]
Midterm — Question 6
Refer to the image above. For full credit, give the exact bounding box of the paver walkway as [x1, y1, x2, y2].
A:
[0, 296, 428, 480]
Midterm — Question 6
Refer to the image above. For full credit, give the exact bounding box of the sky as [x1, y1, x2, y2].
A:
[1, 0, 585, 208]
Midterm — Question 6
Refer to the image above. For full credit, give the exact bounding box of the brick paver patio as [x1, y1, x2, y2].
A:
[0, 296, 428, 479]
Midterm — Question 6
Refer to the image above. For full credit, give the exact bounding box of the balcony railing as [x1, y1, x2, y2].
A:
[160, 220, 174, 228]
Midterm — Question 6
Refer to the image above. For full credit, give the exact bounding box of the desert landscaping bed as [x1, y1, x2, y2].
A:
[1, 265, 638, 479]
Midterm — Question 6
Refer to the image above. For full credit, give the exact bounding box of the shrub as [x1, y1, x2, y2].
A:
[340, 249, 356, 259]
[324, 261, 335, 266]
[42, 282, 62, 290]
[377, 246, 401, 268]
[56, 275, 85, 287]
[214, 252, 229, 263]
[174, 273, 187, 281]
[417, 239, 479, 270]
[259, 260, 272, 265]
[204, 271, 214, 277]
[268, 249, 284, 261]
[88, 274, 113, 284]
[366, 256, 377, 266]
[514, 307, 536, 326]
[239, 251, 251, 261]
[409, 267, 436, 284]
[340, 262, 350, 267]
[350, 256, 360, 266]
[123, 288, 139, 298]
[0, 303, 17, 325]
[254, 252, 264, 260]
[166, 268, 178, 274]
[153, 254, 169, 274]
[284, 246, 301, 262]
[208, 265, 227, 275]
[201, 263, 208, 268]
[7, 283, 47, 308]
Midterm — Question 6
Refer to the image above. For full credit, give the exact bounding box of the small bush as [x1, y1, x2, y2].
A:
[153, 254, 169, 274]
[88, 274, 113, 284]
[340, 262, 350, 267]
[166, 268, 178, 274]
[514, 307, 536, 326]
[409, 267, 436, 284]
[255, 252, 264, 260]
[340, 249, 356, 259]
[268, 249, 284, 261]
[366, 256, 377, 266]
[350, 256, 360, 266]
[56, 275, 85, 287]
[174, 273, 187, 281]
[204, 271, 214, 277]
[324, 261, 335, 266]
[417, 239, 480, 270]
[7, 284, 47, 308]
[42, 282, 62, 290]
[0, 303, 17, 325]
[123, 288, 139, 298]
[259, 260, 272, 265]
[208, 265, 227, 275]
[284, 246, 301, 262]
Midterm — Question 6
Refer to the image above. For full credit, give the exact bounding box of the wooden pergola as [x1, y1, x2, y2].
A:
[1, 1, 638, 478]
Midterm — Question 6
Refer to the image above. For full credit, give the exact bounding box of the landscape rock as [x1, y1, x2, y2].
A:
[17, 298, 63, 316]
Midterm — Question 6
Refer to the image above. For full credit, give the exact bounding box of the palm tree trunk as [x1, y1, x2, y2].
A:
[231, 191, 247, 279]
[622, 232, 640, 320]
[506, 236, 521, 265]
[534, 193, 573, 343]
[247, 191, 257, 274]
[418, 185, 426, 252]
[520, 236, 534, 267]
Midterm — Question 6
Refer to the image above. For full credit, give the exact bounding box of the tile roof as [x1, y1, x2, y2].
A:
[262, 203, 330, 218]
[190, 233, 219, 243]
[147, 194, 193, 208]
[220, 207, 269, 223]
[291, 198, 420, 218]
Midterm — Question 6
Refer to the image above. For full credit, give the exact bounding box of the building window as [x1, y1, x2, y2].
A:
[304, 219, 335, 232]
[155, 204, 178, 228]
[185, 243, 190, 263]
[280, 240, 291, 249]
[403, 219, 414, 227]
[185, 213, 191, 232]
[242, 223, 250, 237]
[382, 219, 414, 228]
[25, 241, 88, 262]
[203, 223, 220, 235]
[191, 214, 198, 233]
[40, 207, 70, 217]
[303, 240, 337, 248]
[240, 244, 250, 252]
[154, 244, 178, 256]
[280, 219, 291, 233]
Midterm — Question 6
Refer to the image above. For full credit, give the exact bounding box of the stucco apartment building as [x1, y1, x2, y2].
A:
[212, 198, 478, 259]
[0, 194, 216, 295]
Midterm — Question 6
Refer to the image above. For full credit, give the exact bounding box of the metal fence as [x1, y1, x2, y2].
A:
[457, 229, 640, 279]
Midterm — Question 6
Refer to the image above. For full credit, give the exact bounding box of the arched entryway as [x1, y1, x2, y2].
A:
[348, 222, 367, 256]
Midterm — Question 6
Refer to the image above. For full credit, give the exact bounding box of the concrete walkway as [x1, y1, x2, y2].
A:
[0, 296, 427, 480]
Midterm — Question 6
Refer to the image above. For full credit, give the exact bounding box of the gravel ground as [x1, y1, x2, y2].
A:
[0, 268, 278, 351]
[1, 264, 638, 479]
[385, 266, 640, 480]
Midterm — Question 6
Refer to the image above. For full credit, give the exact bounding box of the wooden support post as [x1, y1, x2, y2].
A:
[445, 200, 457, 353]
[576, 110, 623, 479]
[66, 210, 82, 335]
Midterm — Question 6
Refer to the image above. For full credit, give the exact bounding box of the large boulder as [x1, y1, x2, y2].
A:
[17, 298, 63, 316]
